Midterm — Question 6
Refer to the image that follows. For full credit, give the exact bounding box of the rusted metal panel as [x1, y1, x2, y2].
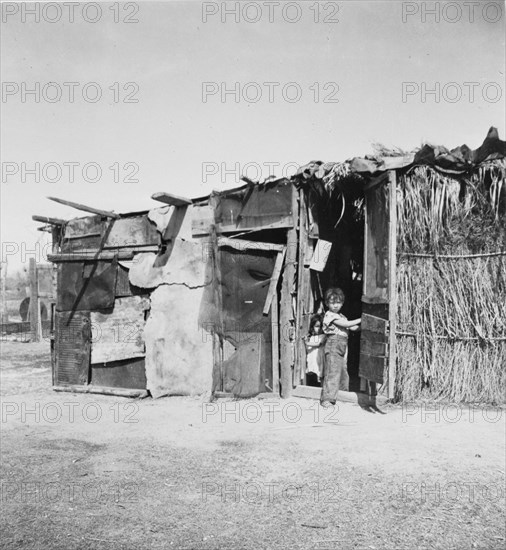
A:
[216, 182, 293, 231]
[360, 338, 387, 357]
[192, 182, 294, 236]
[90, 296, 147, 364]
[105, 216, 159, 248]
[358, 353, 385, 384]
[61, 234, 102, 253]
[64, 215, 103, 238]
[54, 311, 90, 386]
[362, 313, 388, 333]
[61, 215, 159, 253]
[56, 260, 118, 312]
[359, 312, 389, 384]
[360, 329, 387, 344]
[90, 357, 146, 389]
[222, 334, 263, 396]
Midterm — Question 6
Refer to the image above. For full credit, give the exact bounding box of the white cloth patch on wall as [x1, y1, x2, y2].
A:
[309, 239, 332, 272]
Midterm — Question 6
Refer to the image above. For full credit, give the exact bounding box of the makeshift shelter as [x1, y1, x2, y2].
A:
[291, 126, 505, 403]
[36, 128, 506, 403]
[34, 195, 213, 398]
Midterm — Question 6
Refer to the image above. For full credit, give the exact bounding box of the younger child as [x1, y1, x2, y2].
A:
[304, 314, 326, 387]
[321, 287, 361, 407]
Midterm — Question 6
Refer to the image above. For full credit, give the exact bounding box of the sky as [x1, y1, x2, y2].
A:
[1, 0, 505, 273]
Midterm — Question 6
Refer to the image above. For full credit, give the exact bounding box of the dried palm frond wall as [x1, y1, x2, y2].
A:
[395, 162, 506, 403]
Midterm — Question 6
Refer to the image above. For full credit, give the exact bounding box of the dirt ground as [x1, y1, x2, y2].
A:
[1, 341, 505, 550]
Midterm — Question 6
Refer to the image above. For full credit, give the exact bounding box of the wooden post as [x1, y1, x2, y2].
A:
[387, 170, 398, 399]
[271, 296, 280, 395]
[280, 228, 297, 398]
[294, 188, 310, 387]
[29, 258, 42, 342]
[209, 192, 224, 393]
[280, 186, 299, 398]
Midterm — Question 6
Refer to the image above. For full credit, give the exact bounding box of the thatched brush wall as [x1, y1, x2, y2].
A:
[395, 164, 506, 403]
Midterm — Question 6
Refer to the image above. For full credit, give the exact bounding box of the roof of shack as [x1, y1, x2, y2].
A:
[292, 126, 506, 190]
[204, 127, 505, 201]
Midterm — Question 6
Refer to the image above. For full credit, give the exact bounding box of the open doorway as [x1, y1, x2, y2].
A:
[301, 174, 366, 393]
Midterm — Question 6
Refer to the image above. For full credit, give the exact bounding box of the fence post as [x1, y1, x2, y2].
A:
[29, 258, 42, 342]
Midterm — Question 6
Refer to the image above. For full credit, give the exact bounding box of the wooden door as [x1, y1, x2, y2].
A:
[360, 171, 397, 397]
[212, 239, 284, 397]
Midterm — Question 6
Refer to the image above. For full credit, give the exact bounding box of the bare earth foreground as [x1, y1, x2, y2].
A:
[1, 342, 505, 550]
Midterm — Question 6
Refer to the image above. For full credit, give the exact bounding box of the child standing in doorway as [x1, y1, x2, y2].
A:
[321, 288, 361, 407]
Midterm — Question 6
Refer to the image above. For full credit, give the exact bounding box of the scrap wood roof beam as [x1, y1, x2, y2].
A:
[32, 215, 67, 225]
[47, 196, 120, 219]
[151, 192, 192, 207]
[47, 247, 159, 262]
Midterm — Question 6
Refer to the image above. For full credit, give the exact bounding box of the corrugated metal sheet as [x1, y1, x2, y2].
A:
[54, 311, 90, 386]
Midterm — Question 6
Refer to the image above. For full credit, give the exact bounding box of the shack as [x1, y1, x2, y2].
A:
[35, 127, 506, 403]
[34, 194, 213, 398]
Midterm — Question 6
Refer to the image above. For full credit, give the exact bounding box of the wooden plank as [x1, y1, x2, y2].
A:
[162, 205, 188, 242]
[263, 248, 286, 315]
[209, 214, 224, 392]
[280, 181, 299, 397]
[219, 237, 284, 254]
[47, 247, 158, 262]
[280, 228, 297, 398]
[64, 232, 102, 240]
[192, 212, 294, 237]
[53, 385, 148, 398]
[295, 188, 310, 387]
[151, 192, 192, 207]
[32, 215, 66, 225]
[387, 170, 398, 399]
[217, 216, 294, 234]
[271, 295, 280, 395]
[47, 196, 120, 219]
